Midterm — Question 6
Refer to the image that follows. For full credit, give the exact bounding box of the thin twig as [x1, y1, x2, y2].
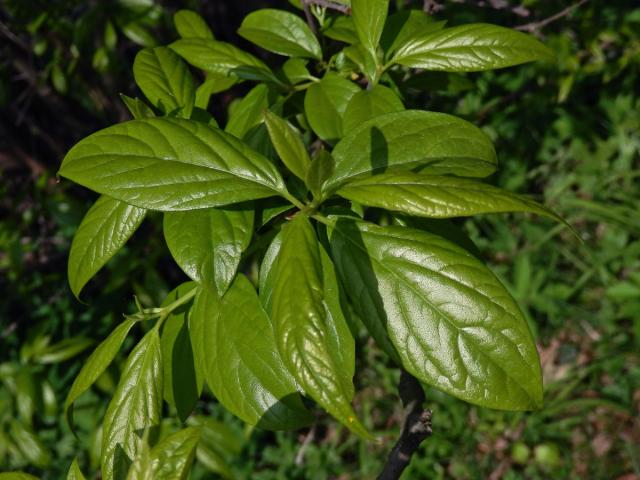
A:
[377, 371, 432, 480]
[294, 425, 316, 466]
[450, 0, 530, 18]
[515, 0, 588, 32]
[301, 0, 318, 35]
[306, 0, 352, 14]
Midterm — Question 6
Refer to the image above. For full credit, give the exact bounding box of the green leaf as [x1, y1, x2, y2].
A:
[322, 15, 358, 44]
[264, 110, 310, 181]
[197, 275, 313, 430]
[59, 118, 288, 211]
[67, 458, 87, 480]
[64, 318, 138, 429]
[272, 215, 368, 437]
[120, 94, 156, 120]
[121, 22, 156, 48]
[351, 0, 389, 53]
[160, 283, 200, 422]
[342, 85, 404, 133]
[381, 10, 446, 57]
[102, 328, 163, 480]
[0, 472, 39, 480]
[195, 75, 237, 109]
[391, 23, 555, 72]
[133, 47, 195, 117]
[281, 58, 313, 84]
[306, 148, 335, 200]
[36, 336, 94, 364]
[337, 173, 563, 222]
[170, 38, 270, 78]
[343, 44, 378, 83]
[0, 474, 39, 480]
[324, 110, 497, 194]
[9, 421, 51, 467]
[238, 9, 321, 59]
[304, 73, 360, 142]
[163, 207, 253, 294]
[148, 427, 200, 479]
[174, 10, 214, 40]
[68, 195, 146, 299]
[225, 84, 271, 139]
[329, 219, 543, 410]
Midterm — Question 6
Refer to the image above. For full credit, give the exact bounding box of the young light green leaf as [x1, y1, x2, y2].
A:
[163, 207, 253, 294]
[329, 219, 543, 410]
[342, 85, 404, 133]
[68, 195, 146, 299]
[120, 94, 156, 120]
[170, 38, 270, 78]
[102, 328, 163, 480]
[264, 110, 310, 181]
[351, 0, 389, 53]
[381, 10, 446, 57]
[67, 458, 87, 480]
[238, 9, 321, 59]
[391, 23, 555, 72]
[148, 427, 200, 479]
[304, 73, 360, 142]
[225, 84, 271, 139]
[337, 173, 563, 222]
[64, 318, 138, 430]
[174, 10, 214, 39]
[59, 118, 288, 211]
[133, 47, 195, 117]
[199, 275, 313, 430]
[272, 215, 368, 437]
[160, 283, 200, 422]
[343, 44, 378, 83]
[324, 110, 497, 194]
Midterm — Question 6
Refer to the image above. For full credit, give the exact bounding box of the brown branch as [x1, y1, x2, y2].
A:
[377, 371, 432, 480]
[305, 0, 351, 14]
[423, 0, 444, 14]
[515, 0, 589, 32]
[301, 0, 318, 35]
[449, 0, 530, 18]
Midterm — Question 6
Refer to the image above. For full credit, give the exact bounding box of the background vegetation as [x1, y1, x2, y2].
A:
[1, 0, 638, 478]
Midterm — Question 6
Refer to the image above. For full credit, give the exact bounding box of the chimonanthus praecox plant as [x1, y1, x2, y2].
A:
[59, 1, 567, 478]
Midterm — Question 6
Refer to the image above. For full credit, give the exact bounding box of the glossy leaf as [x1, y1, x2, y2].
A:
[324, 110, 497, 193]
[68, 195, 146, 299]
[200, 275, 313, 430]
[392, 23, 555, 72]
[174, 10, 214, 39]
[195, 75, 237, 109]
[342, 85, 404, 133]
[329, 219, 543, 410]
[160, 283, 200, 421]
[67, 458, 87, 480]
[351, 0, 389, 53]
[238, 9, 321, 59]
[337, 173, 563, 221]
[163, 207, 253, 294]
[64, 318, 138, 429]
[120, 94, 156, 119]
[304, 73, 360, 142]
[170, 38, 270, 78]
[264, 110, 310, 181]
[343, 44, 378, 83]
[281, 58, 313, 84]
[102, 328, 163, 480]
[226, 84, 271, 139]
[272, 215, 368, 436]
[148, 427, 200, 479]
[381, 10, 446, 56]
[59, 118, 288, 211]
[322, 15, 358, 44]
[133, 47, 195, 117]
[306, 148, 335, 200]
